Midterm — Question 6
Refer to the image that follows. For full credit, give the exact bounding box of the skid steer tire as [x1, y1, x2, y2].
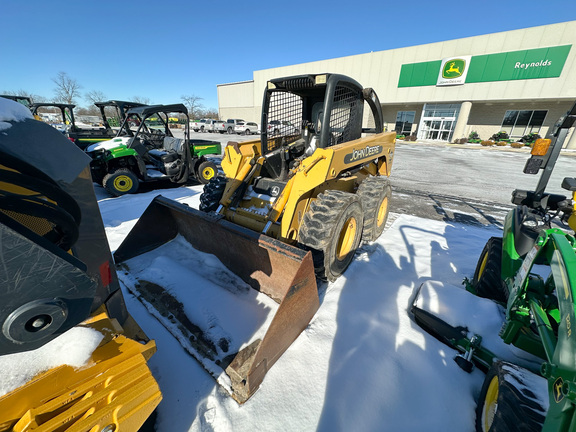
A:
[103, 169, 139, 197]
[472, 237, 508, 303]
[196, 160, 218, 184]
[199, 175, 227, 212]
[357, 176, 391, 243]
[475, 361, 546, 432]
[299, 190, 363, 282]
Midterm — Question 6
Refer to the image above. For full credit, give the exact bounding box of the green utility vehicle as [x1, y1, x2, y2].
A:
[412, 101, 576, 432]
[86, 104, 221, 196]
[29, 101, 144, 150]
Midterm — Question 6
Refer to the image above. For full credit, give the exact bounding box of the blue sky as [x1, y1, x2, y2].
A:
[2, 0, 575, 111]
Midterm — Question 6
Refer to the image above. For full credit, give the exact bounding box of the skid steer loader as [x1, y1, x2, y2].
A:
[0, 97, 161, 431]
[411, 101, 576, 431]
[200, 73, 396, 281]
[113, 73, 396, 403]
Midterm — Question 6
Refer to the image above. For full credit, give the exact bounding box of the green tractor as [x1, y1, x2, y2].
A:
[412, 102, 576, 431]
[86, 103, 221, 196]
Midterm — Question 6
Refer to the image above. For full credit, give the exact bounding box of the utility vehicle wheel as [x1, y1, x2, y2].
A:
[476, 361, 546, 432]
[357, 176, 392, 243]
[199, 176, 227, 212]
[227, 127, 233, 134]
[299, 190, 363, 282]
[103, 169, 139, 196]
[196, 160, 218, 184]
[472, 237, 508, 303]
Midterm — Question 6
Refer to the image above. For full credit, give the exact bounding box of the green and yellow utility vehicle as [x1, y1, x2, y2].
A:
[86, 103, 221, 196]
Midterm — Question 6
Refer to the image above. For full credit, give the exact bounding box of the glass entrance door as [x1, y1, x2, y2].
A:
[421, 119, 455, 141]
[417, 103, 460, 141]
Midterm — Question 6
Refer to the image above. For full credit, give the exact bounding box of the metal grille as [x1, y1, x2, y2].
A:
[265, 91, 303, 153]
[329, 85, 363, 145]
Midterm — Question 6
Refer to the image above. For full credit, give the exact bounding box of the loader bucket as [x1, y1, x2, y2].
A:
[114, 195, 319, 403]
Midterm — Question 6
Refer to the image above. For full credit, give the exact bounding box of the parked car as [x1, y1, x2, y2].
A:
[191, 119, 209, 132]
[234, 121, 260, 135]
[224, 119, 245, 134]
[267, 120, 299, 136]
[203, 119, 219, 133]
[212, 120, 227, 133]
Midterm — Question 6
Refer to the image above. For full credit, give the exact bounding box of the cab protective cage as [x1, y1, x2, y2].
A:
[261, 73, 384, 155]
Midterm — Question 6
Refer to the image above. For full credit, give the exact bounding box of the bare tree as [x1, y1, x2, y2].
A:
[199, 108, 219, 119]
[2, 89, 47, 103]
[181, 94, 204, 119]
[132, 96, 152, 105]
[52, 72, 82, 105]
[85, 90, 107, 105]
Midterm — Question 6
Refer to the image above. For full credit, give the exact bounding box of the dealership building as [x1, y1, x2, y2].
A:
[217, 20, 576, 147]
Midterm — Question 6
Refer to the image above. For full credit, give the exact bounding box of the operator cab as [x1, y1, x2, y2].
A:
[259, 73, 373, 181]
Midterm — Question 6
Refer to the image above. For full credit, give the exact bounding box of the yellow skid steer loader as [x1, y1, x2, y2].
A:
[114, 73, 396, 403]
[0, 98, 161, 431]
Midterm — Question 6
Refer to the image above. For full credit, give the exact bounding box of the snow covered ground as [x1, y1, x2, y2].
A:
[94, 183, 509, 432]
[0, 95, 548, 429]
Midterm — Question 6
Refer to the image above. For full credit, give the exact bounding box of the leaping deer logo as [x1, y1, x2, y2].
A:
[554, 377, 565, 403]
[446, 62, 461, 75]
[442, 59, 466, 79]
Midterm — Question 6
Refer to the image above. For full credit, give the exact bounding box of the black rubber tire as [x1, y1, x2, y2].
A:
[103, 168, 139, 196]
[196, 160, 218, 185]
[476, 361, 546, 432]
[472, 237, 509, 303]
[356, 176, 392, 243]
[227, 127, 233, 134]
[299, 190, 363, 282]
[245, 129, 251, 135]
[199, 176, 227, 212]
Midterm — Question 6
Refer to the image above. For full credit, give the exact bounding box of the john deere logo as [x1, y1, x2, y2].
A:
[553, 377, 565, 403]
[442, 59, 466, 79]
[344, 145, 383, 164]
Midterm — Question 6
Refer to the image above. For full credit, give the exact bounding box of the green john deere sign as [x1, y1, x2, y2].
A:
[398, 44, 571, 87]
[442, 59, 466, 78]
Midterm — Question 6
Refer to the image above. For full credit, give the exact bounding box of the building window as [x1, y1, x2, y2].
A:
[501, 110, 547, 138]
[395, 111, 415, 135]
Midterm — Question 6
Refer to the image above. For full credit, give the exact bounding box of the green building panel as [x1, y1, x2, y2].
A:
[398, 60, 441, 87]
[466, 45, 571, 82]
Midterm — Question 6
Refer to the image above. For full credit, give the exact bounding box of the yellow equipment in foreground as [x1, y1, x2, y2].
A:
[0, 100, 161, 431]
[114, 73, 395, 404]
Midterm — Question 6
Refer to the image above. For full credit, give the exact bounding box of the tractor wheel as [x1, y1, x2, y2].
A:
[196, 160, 218, 184]
[472, 237, 508, 303]
[356, 176, 392, 243]
[199, 176, 227, 212]
[476, 361, 546, 432]
[103, 169, 139, 197]
[299, 190, 363, 282]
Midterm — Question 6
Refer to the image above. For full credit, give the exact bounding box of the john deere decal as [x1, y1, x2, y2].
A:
[344, 145, 383, 164]
[437, 56, 471, 86]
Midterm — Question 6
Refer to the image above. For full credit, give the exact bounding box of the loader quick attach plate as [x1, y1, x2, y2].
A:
[114, 196, 319, 403]
[410, 281, 543, 372]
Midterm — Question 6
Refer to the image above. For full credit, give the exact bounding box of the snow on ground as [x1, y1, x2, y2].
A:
[94, 183, 508, 432]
